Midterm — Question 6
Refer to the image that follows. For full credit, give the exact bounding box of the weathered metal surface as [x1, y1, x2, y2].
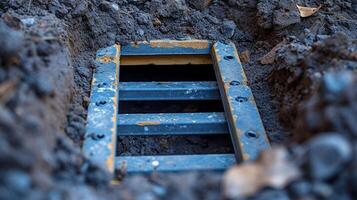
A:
[119, 81, 220, 101]
[211, 42, 270, 161]
[116, 154, 235, 172]
[117, 112, 228, 136]
[121, 40, 212, 56]
[85, 40, 270, 174]
[83, 45, 120, 173]
[121, 55, 212, 66]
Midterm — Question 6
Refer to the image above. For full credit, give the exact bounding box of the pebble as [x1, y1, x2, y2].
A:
[20, 18, 36, 26]
[306, 133, 352, 181]
[288, 180, 312, 198]
[4, 170, 31, 193]
[221, 20, 236, 38]
[0, 21, 23, 57]
[99, 1, 119, 12]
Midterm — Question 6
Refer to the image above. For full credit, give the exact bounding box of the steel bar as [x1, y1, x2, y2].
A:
[117, 112, 228, 136]
[211, 42, 270, 161]
[116, 154, 236, 172]
[83, 45, 121, 173]
[118, 81, 220, 101]
[121, 40, 212, 55]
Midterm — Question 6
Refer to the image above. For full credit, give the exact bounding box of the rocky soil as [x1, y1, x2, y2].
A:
[0, 0, 356, 200]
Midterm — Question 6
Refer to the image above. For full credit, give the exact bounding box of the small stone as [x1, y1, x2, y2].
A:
[33, 73, 55, 97]
[273, 1, 301, 29]
[99, 1, 119, 12]
[288, 180, 312, 198]
[20, 18, 35, 26]
[221, 20, 236, 38]
[0, 21, 23, 57]
[321, 71, 354, 102]
[188, 0, 213, 10]
[306, 133, 352, 181]
[4, 170, 31, 193]
[136, 13, 151, 25]
[137, 29, 144, 36]
[312, 182, 333, 198]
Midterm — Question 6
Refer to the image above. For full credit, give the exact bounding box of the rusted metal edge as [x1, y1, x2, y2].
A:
[83, 44, 121, 174]
[121, 40, 212, 56]
[211, 42, 270, 162]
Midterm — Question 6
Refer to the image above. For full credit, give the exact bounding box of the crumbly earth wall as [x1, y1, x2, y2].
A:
[0, 0, 356, 199]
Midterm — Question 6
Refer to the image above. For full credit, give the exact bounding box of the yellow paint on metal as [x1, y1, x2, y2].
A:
[137, 121, 161, 126]
[97, 56, 114, 63]
[231, 42, 248, 85]
[106, 44, 121, 174]
[149, 40, 210, 49]
[121, 55, 212, 66]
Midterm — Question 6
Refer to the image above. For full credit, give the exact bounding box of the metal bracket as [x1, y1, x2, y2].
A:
[84, 40, 270, 174]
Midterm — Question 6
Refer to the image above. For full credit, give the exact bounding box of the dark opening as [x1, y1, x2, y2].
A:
[117, 62, 233, 156]
[120, 64, 216, 82]
[119, 100, 224, 114]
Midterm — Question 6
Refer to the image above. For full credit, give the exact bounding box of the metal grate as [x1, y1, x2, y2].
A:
[83, 40, 270, 174]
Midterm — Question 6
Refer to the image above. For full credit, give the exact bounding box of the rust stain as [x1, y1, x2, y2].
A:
[137, 121, 161, 126]
[150, 40, 209, 49]
[131, 41, 149, 48]
[97, 56, 114, 63]
[106, 44, 121, 174]
[231, 43, 248, 85]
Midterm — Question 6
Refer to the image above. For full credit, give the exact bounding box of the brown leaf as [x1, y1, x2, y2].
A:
[260, 39, 287, 65]
[223, 147, 301, 199]
[0, 80, 17, 103]
[240, 50, 250, 63]
[297, 5, 322, 18]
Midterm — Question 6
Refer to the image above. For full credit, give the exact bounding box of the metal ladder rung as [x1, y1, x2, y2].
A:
[116, 154, 236, 172]
[117, 112, 228, 136]
[118, 81, 220, 101]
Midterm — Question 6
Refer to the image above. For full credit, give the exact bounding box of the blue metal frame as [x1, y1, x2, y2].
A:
[211, 42, 270, 161]
[83, 45, 120, 173]
[116, 154, 236, 173]
[84, 40, 270, 174]
[117, 112, 228, 136]
[121, 40, 212, 56]
[119, 81, 220, 101]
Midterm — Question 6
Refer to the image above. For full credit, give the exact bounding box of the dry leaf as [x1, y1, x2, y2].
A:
[0, 80, 17, 103]
[297, 5, 322, 18]
[240, 50, 250, 63]
[223, 147, 301, 199]
[260, 39, 287, 65]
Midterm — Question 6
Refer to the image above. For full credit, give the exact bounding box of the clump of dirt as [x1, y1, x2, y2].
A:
[224, 71, 356, 200]
[0, 10, 111, 200]
[269, 32, 357, 130]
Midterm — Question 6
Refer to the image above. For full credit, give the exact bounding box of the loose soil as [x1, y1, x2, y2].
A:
[0, 0, 356, 200]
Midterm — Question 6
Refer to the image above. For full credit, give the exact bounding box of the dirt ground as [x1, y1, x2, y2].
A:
[0, 0, 356, 199]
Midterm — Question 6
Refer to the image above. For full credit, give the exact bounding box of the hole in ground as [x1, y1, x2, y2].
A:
[119, 100, 224, 114]
[120, 64, 216, 82]
[118, 62, 233, 157]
